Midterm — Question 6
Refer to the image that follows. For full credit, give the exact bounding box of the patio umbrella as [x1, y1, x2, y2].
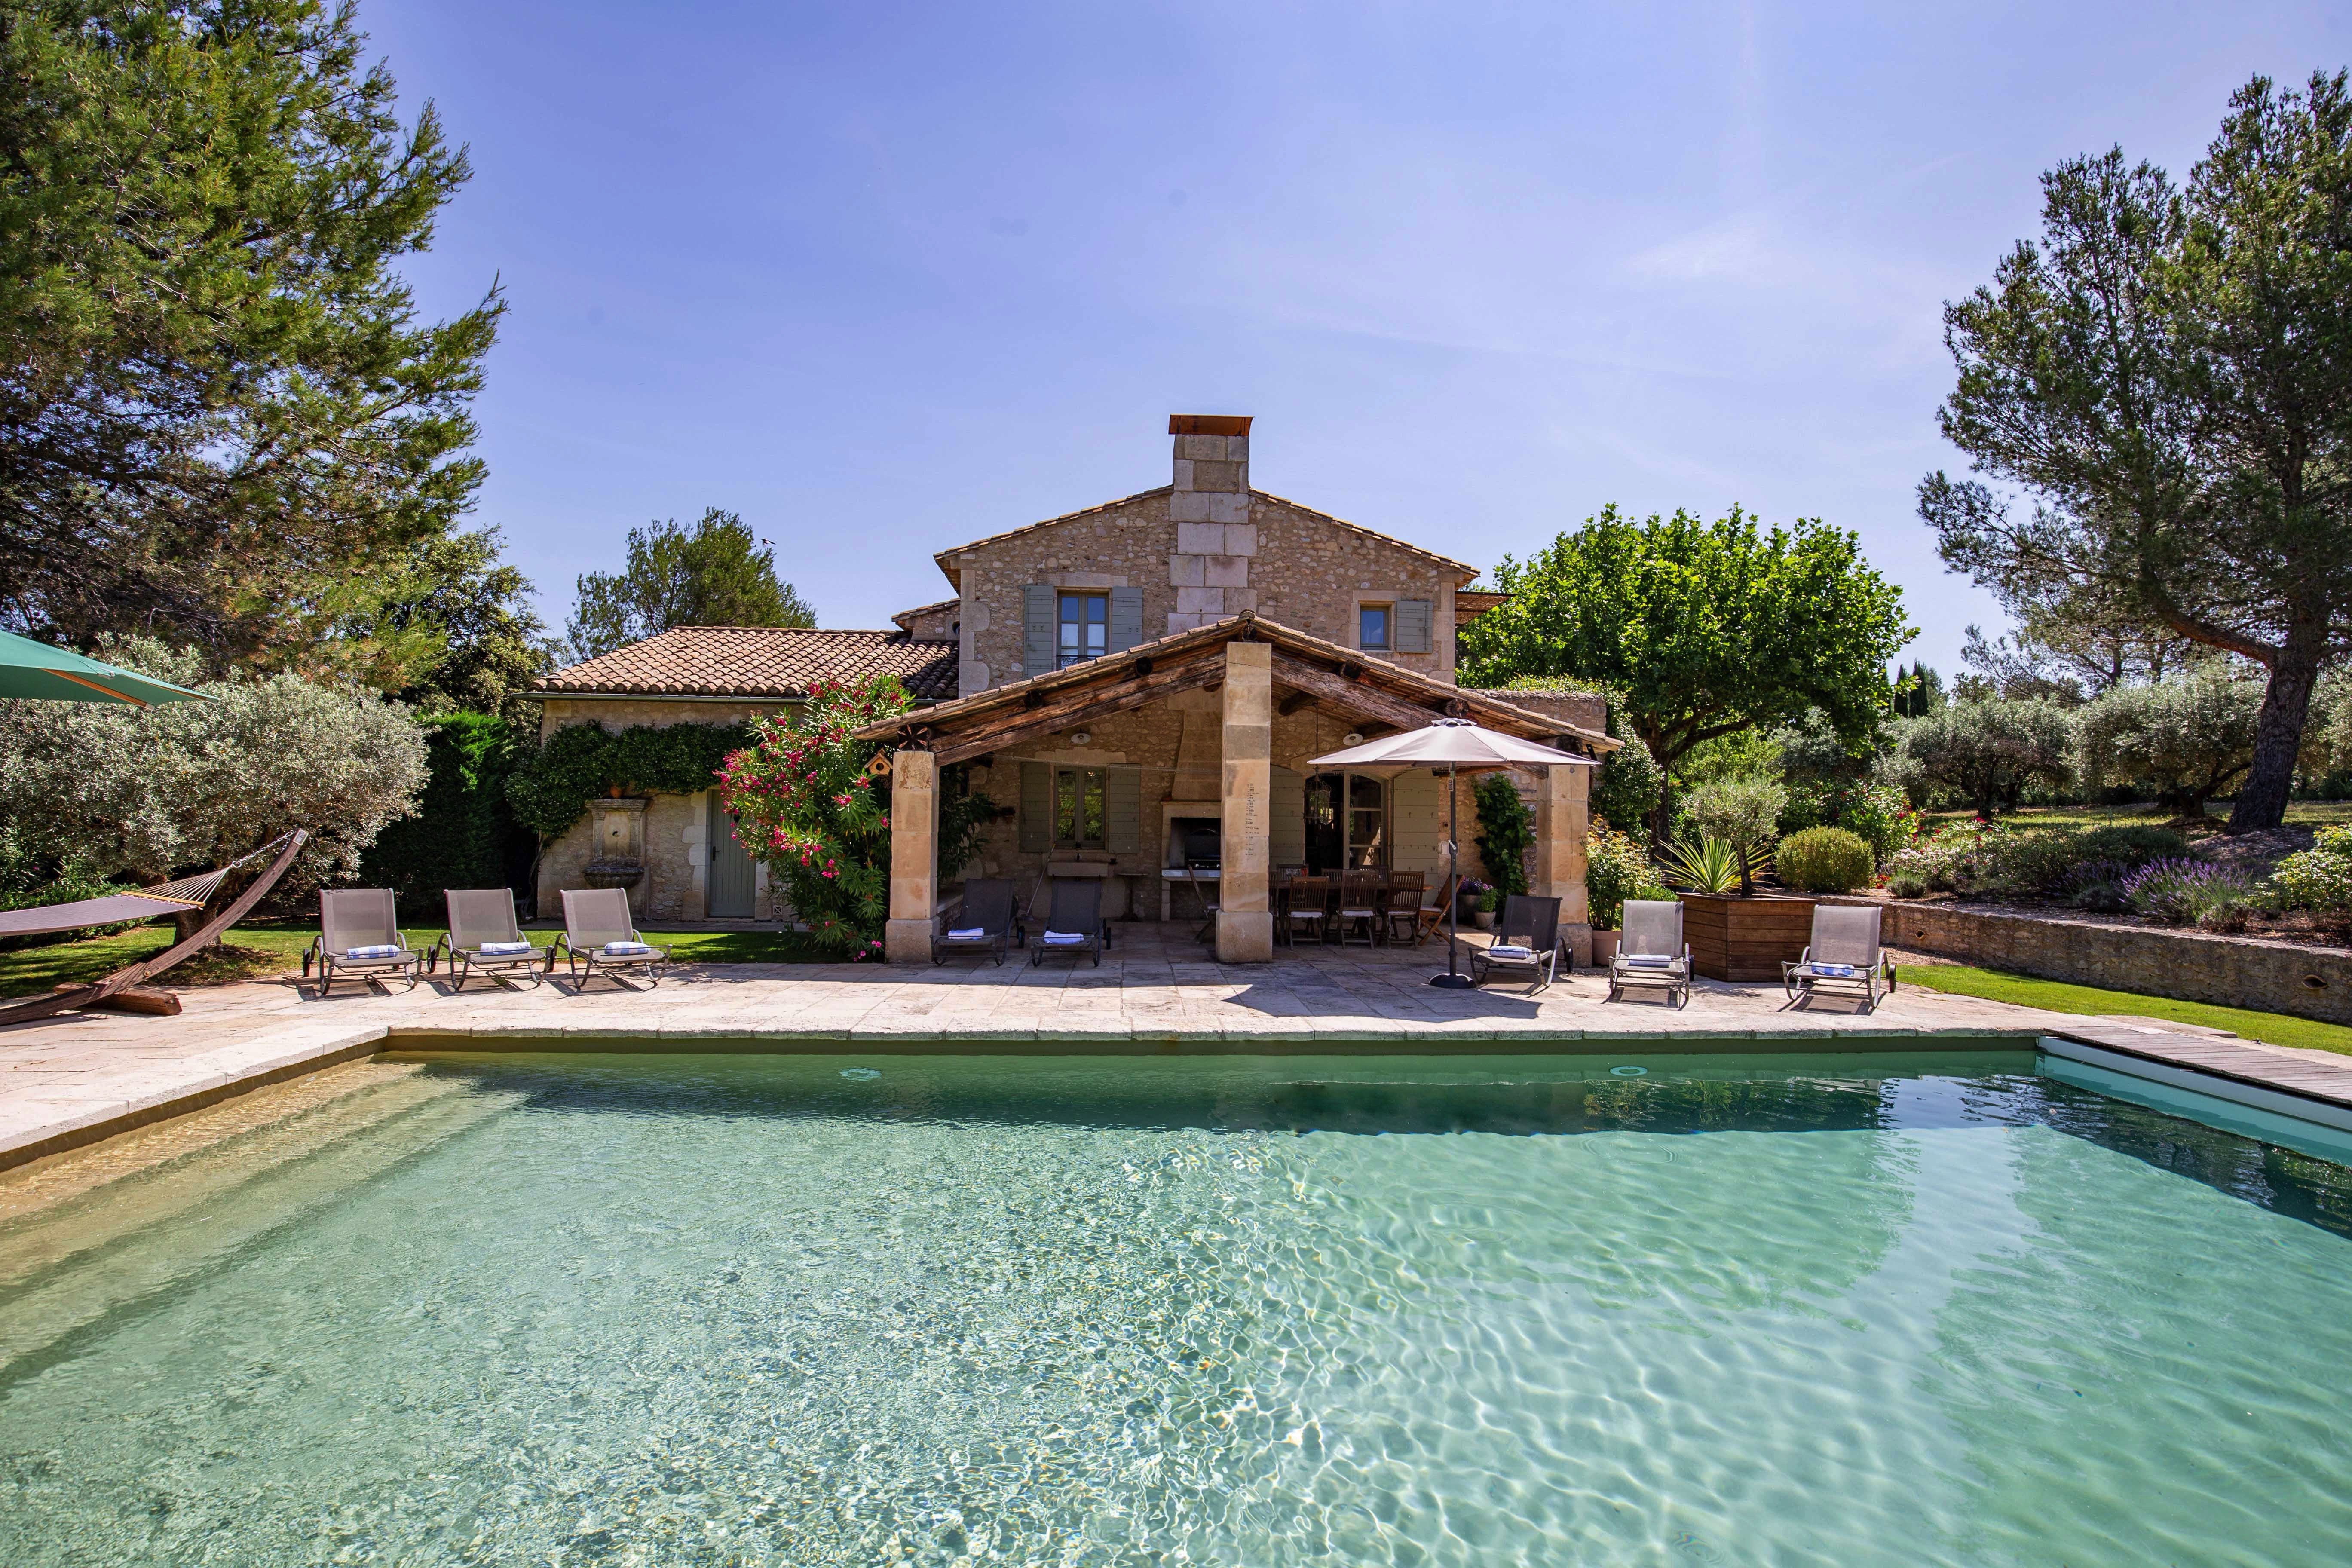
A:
[0, 628, 210, 705]
[1309, 718, 1596, 988]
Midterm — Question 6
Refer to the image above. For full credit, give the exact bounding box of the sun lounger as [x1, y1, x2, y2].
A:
[303, 889, 423, 996]
[935, 878, 1021, 965]
[551, 888, 671, 989]
[1783, 903, 1894, 1008]
[1470, 894, 1566, 992]
[1030, 879, 1106, 968]
[1609, 900, 1691, 1006]
[432, 888, 543, 990]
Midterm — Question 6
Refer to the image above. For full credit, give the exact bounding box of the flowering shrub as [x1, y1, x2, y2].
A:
[2120, 858, 2266, 930]
[1883, 820, 2000, 894]
[2271, 826, 2352, 914]
[718, 676, 991, 960]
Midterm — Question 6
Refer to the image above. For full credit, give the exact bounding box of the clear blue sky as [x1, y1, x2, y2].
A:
[370, 0, 2350, 679]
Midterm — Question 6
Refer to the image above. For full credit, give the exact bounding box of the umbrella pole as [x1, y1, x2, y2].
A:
[1430, 760, 1473, 989]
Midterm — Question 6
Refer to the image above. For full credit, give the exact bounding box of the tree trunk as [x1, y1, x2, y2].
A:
[2230, 625, 2326, 833]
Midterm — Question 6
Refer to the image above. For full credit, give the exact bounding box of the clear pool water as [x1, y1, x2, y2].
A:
[4, 1050, 2352, 1565]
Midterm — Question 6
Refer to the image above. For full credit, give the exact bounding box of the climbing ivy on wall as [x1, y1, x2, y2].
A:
[504, 720, 754, 839]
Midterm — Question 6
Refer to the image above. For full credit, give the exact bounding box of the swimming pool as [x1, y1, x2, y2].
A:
[3, 1049, 2349, 1564]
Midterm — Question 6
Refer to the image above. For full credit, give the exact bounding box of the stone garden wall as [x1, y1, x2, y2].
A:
[1861, 898, 2352, 1026]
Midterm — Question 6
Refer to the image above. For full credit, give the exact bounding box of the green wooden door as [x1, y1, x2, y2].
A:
[706, 791, 756, 919]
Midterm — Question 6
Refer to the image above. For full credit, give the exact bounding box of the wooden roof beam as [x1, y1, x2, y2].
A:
[928, 656, 1227, 766]
[1270, 653, 1445, 734]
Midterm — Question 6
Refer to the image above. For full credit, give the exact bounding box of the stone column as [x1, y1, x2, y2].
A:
[884, 748, 940, 965]
[1216, 641, 1274, 963]
[1532, 761, 1594, 967]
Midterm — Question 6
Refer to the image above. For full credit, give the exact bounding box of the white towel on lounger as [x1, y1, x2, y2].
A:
[1623, 954, 1676, 969]
[345, 944, 404, 960]
[1807, 962, 1860, 977]
[477, 941, 532, 955]
[946, 927, 986, 940]
[1486, 944, 1537, 961]
[1040, 930, 1089, 946]
[601, 940, 653, 956]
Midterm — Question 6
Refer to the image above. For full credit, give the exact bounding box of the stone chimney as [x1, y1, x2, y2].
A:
[1167, 414, 1253, 633]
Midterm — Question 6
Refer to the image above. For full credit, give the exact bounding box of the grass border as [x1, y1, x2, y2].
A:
[1898, 961, 2352, 1058]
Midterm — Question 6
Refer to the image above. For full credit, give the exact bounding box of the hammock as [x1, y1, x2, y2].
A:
[0, 830, 309, 1027]
[0, 858, 259, 938]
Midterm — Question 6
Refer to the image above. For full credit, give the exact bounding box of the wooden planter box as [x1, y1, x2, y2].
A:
[1680, 893, 1817, 982]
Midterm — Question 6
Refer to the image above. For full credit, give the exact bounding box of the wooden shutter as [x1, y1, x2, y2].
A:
[1023, 584, 1056, 678]
[1271, 766, 1306, 866]
[1396, 598, 1434, 654]
[1019, 761, 1051, 852]
[1388, 767, 1445, 873]
[1108, 586, 1144, 654]
[1106, 765, 1142, 853]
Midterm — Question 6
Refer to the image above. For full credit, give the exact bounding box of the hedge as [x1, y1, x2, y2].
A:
[359, 713, 529, 906]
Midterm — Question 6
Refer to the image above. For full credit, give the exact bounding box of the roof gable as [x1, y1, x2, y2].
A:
[929, 487, 1478, 588]
[852, 611, 1614, 756]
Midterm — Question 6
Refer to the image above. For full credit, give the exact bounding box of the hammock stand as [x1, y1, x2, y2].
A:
[0, 830, 309, 1028]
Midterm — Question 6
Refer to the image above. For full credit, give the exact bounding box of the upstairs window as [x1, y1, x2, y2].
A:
[1058, 592, 1109, 667]
[1358, 603, 1392, 652]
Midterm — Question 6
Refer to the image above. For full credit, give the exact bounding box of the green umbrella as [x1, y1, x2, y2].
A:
[0, 628, 211, 705]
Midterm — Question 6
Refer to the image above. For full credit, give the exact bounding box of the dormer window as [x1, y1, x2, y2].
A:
[1058, 592, 1109, 667]
[1359, 603, 1392, 652]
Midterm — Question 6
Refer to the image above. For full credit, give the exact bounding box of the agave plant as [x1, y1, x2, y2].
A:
[1658, 834, 1768, 896]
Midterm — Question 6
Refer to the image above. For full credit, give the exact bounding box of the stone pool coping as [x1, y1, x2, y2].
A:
[9, 927, 2352, 1170]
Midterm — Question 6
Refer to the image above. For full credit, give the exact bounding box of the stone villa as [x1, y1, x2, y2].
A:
[532, 416, 1612, 962]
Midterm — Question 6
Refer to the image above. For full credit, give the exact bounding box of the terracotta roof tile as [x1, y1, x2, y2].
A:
[889, 597, 960, 631]
[534, 626, 959, 701]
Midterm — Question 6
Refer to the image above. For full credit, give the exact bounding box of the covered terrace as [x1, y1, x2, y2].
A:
[854, 612, 1617, 965]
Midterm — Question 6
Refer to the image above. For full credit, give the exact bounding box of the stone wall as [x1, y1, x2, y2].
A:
[1866, 898, 2352, 1026]
[534, 697, 791, 923]
[1462, 688, 1606, 740]
[943, 435, 1471, 695]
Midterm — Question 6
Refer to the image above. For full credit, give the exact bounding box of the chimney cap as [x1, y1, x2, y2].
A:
[1168, 414, 1252, 437]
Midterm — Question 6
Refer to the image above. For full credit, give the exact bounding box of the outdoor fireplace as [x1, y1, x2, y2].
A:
[1167, 817, 1222, 870]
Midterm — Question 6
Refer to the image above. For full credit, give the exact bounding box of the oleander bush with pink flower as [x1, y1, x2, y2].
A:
[719, 675, 992, 960]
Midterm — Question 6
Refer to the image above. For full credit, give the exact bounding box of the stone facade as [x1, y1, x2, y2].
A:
[533, 697, 796, 924]
[1857, 897, 2352, 1027]
[941, 419, 1476, 696]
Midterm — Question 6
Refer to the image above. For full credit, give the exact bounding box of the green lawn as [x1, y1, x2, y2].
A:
[0, 922, 825, 998]
[1922, 799, 2352, 834]
[1898, 961, 2352, 1057]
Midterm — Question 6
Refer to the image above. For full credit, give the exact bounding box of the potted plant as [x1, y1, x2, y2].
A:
[1474, 886, 1500, 930]
[1456, 877, 1490, 924]
[1663, 779, 1815, 982]
[1583, 828, 1654, 963]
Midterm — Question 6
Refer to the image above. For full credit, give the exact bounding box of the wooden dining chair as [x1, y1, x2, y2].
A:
[1337, 871, 1383, 946]
[1284, 875, 1332, 946]
[1383, 871, 1425, 945]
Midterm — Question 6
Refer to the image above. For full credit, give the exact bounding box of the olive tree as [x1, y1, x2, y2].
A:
[2074, 671, 2264, 816]
[1880, 699, 2076, 818]
[0, 637, 428, 930]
